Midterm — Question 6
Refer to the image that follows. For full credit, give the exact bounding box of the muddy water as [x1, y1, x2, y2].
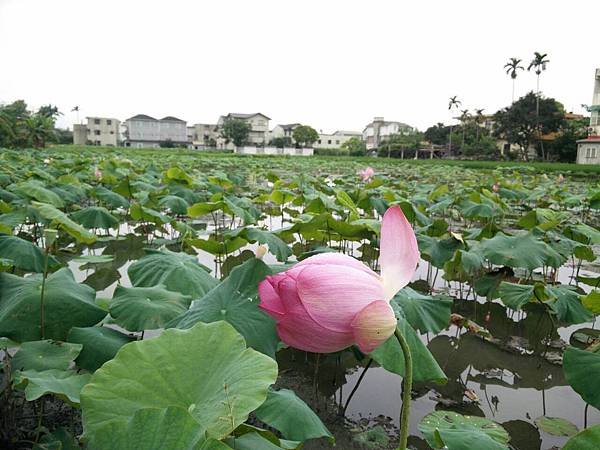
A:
[66, 219, 600, 450]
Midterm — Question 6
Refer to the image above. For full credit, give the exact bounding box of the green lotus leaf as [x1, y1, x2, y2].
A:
[70, 206, 119, 229]
[254, 388, 333, 443]
[110, 285, 192, 332]
[14, 369, 91, 404]
[582, 290, 600, 314]
[159, 195, 191, 215]
[67, 326, 135, 372]
[418, 411, 509, 450]
[173, 258, 279, 358]
[0, 235, 60, 272]
[128, 249, 217, 299]
[239, 227, 292, 262]
[417, 235, 464, 268]
[546, 285, 594, 324]
[563, 424, 600, 450]
[17, 180, 64, 207]
[32, 202, 97, 244]
[81, 321, 278, 443]
[93, 186, 130, 209]
[534, 416, 578, 437]
[393, 287, 452, 334]
[478, 232, 563, 270]
[12, 340, 82, 373]
[563, 346, 600, 409]
[0, 268, 107, 342]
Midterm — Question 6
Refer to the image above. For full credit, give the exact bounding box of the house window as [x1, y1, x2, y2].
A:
[107, 120, 112, 125]
[94, 119, 100, 125]
[328, 140, 332, 144]
[318, 140, 321, 144]
[336, 140, 340, 145]
[110, 131, 114, 134]
[94, 130, 101, 135]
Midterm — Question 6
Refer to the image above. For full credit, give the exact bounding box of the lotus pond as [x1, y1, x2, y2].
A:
[1, 146, 599, 450]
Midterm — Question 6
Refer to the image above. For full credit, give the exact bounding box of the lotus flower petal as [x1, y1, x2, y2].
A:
[296, 264, 384, 333]
[296, 252, 380, 279]
[258, 277, 285, 318]
[351, 300, 397, 353]
[379, 205, 420, 301]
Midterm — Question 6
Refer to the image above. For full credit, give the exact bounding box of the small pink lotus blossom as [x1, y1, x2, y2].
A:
[557, 174, 565, 183]
[358, 167, 375, 182]
[94, 167, 102, 179]
[258, 206, 420, 353]
[492, 183, 499, 193]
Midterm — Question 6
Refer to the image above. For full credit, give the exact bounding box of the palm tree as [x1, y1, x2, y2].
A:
[528, 52, 550, 159]
[504, 58, 524, 103]
[447, 96, 462, 154]
[459, 109, 470, 147]
[474, 109, 485, 141]
[23, 115, 55, 148]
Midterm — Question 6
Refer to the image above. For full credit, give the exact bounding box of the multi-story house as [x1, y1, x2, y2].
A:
[577, 68, 600, 164]
[217, 113, 270, 147]
[362, 117, 415, 150]
[189, 123, 221, 149]
[73, 117, 120, 146]
[268, 123, 301, 144]
[122, 114, 187, 148]
[314, 130, 362, 149]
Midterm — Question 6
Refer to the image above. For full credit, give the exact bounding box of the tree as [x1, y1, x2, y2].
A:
[528, 52, 550, 158]
[269, 136, 292, 148]
[424, 123, 451, 146]
[493, 92, 565, 161]
[22, 114, 56, 148]
[292, 125, 319, 148]
[341, 137, 366, 156]
[447, 96, 462, 154]
[378, 133, 422, 159]
[546, 117, 589, 162]
[458, 109, 470, 147]
[504, 58, 524, 103]
[221, 118, 250, 147]
[37, 104, 61, 121]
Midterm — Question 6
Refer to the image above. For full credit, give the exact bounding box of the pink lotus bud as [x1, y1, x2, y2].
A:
[258, 206, 420, 354]
[94, 167, 102, 179]
[492, 183, 499, 193]
[358, 166, 375, 182]
[557, 174, 565, 183]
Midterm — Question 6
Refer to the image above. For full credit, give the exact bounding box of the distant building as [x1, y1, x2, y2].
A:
[314, 130, 362, 149]
[362, 117, 415, 150]
[577, 68, 600, 164]
[189, 123, 221, 149]
[217, 113, 270, 147]
[73, 117, 120, 146]
[268, 123, 301, 144]
[122, 114, 187, 148]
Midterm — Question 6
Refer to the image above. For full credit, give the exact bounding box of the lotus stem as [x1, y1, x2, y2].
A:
[395, 329, 412, 450]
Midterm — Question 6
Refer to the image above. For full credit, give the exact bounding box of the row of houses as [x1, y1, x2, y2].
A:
[73, 113, 415, 152]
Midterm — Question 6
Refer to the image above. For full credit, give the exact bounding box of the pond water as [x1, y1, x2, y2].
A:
[63, 216, 600, 450]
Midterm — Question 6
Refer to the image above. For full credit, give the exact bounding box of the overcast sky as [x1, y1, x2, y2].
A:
[0, 0, 598, 132]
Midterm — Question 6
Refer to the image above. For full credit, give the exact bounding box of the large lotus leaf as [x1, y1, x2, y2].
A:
[0, 235, 60, 272]
[128, 249, 217, 299]
[563, 347, 600, 409]
[534, 416, 578, 437]
[224, 432, 283, 450]
[70, 206, 119, 229]
[93, 186, 130, 209]
[32, 202, 97, 244]
[67, 326, 135, 372]
[443, 248, 485, 282]
[16, 180, 64, 207]
[110, 285, 192, 332]
[165, 166, 194, 186]
[582, 291, 600, 314]
[83, 266, 121, 291]
[240, 228, 292, 262]
[172, 258, 279, 358]
[498, 282, 547, 310]
[254, 389, 333, 443]
[12, 340, 82, 372]
[573, 223, 600, 245]
[0, 268, 107, 342]
[546, 285, 594, 325]
[14, 369, 91, 404]
[478, 232, 563, 270]
[80, 321, 278, 442]
[393, 287, 452, 334]
[418, 411, 509, 450]
[370, 310, 447, 384]
[563, 424, 600, 450]
[85, 406, 205, 450]
[417, 235, 464, 268]
[159, 195, 191, 215]
[130, 203, 171, 225]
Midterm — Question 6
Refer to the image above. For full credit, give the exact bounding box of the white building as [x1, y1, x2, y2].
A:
[268, 123, 301, 144]
[217, 113, 270, 148]
[314, 130, 362, 149]
[73, 117, 120, 146]
[577, 68, 600, 164]
[122, 114, 188, 148]
[363, 117, 415, 150]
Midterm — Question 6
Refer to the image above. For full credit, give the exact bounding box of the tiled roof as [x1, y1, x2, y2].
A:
[127, 114, 157, 121]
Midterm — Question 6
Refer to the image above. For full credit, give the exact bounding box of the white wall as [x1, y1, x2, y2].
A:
[236, 146, 313, 156]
